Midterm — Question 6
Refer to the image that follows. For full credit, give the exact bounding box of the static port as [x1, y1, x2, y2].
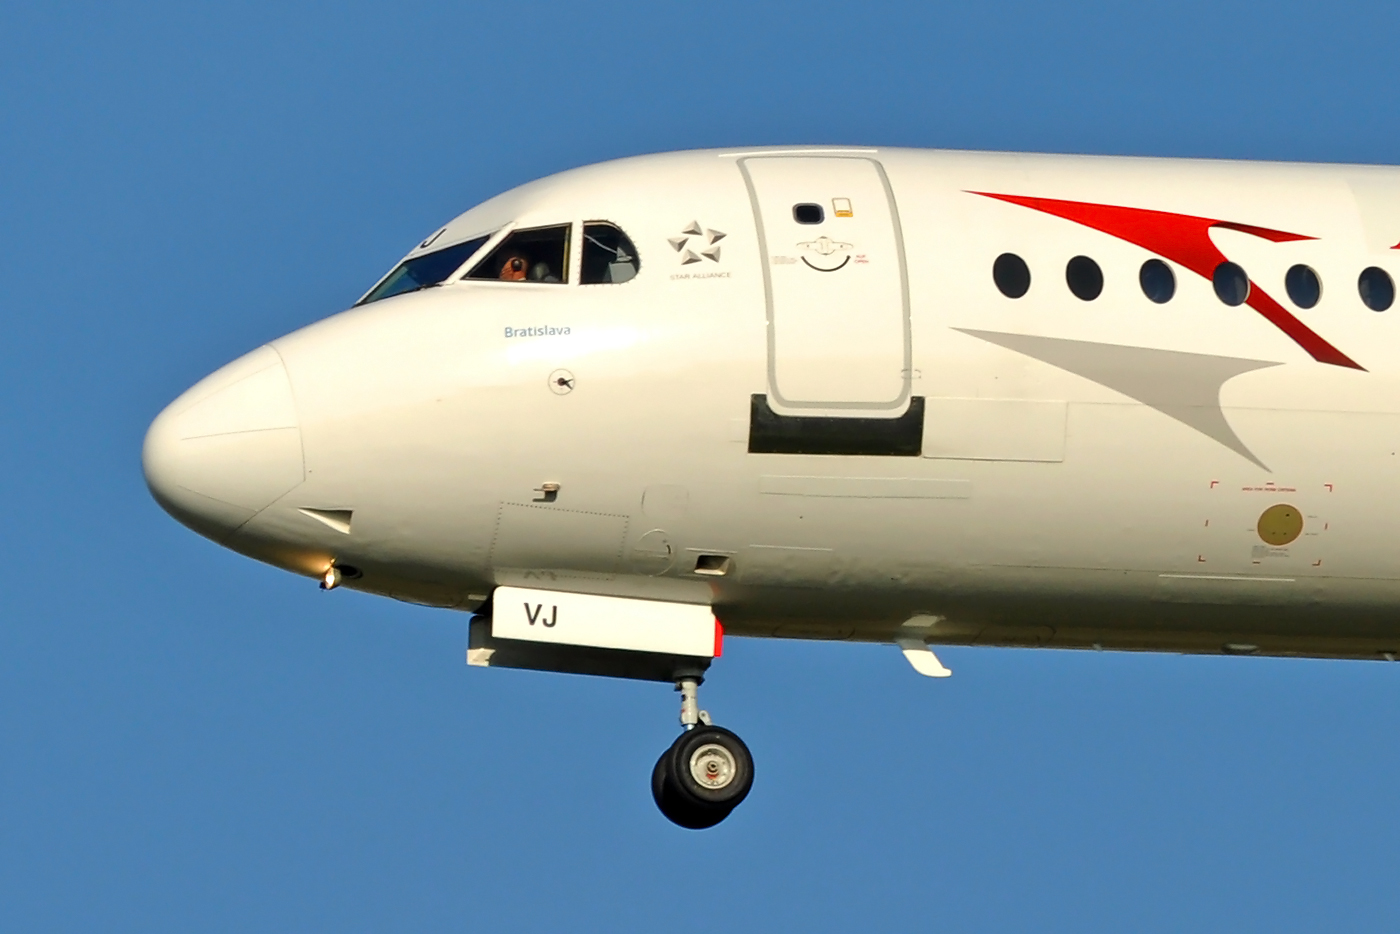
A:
[693, 554, 732, 577]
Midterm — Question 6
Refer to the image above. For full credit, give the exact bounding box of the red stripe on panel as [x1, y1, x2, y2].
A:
[713, 619, 724, 658]
[1212, 221, 1314, 243]
[970, 192, 1362, 370]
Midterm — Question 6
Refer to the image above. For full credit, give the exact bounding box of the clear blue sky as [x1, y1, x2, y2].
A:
[3, 1, 1399, 930]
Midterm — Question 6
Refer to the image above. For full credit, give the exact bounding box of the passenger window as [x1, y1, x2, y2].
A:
[793, 203, 824, 224]
[580, 222, 641, 284]
[1213, 261, 1250, 306]
[1139, 259, 1175, 303]
[1285, 264, 1322, 309]
[1066, 255, 1103, 301]
[1359, 266, 1394, 312]
[358, 234, 490, 305]
[467, 224, 570, 283]
[993, 253, 1031, 298]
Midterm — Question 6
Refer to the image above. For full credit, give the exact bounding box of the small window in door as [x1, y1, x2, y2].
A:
[466, 224, 570, 283]
[793, 203, 824, 224]
[580, 222, 641, 284]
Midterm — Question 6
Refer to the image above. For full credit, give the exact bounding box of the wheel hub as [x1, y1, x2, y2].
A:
[688, 743, 736, 790]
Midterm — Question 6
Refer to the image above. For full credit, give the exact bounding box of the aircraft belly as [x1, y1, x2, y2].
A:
[711, 569, 1400, 661]
[254, 298, 1400, 661]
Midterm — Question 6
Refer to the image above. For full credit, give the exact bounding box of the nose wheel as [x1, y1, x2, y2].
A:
[652, 676, 754, 829]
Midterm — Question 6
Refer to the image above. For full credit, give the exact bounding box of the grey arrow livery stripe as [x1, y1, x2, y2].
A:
[955, 329, 1282, 470]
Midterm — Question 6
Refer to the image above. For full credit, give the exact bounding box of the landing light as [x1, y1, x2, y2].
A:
[320, 564, 362, 590]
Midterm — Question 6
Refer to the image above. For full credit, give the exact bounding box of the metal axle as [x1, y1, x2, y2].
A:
[675, 676, 712, 730]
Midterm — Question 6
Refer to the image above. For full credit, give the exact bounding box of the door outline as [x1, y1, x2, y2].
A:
[738, 156, 912, 413]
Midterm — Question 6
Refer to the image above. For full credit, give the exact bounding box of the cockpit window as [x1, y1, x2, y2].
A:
[466, 224, 570, 283]
[580, 222, 640, 284]
[358, 234, 490, 305]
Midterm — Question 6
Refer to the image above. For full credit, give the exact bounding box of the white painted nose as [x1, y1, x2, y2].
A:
[143, 345, 305, 542]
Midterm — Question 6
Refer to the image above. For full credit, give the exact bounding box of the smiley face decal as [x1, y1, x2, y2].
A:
[797, 235, 854, 272]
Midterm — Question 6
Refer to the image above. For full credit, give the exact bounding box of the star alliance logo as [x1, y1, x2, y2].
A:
[669, 221, 725, 265]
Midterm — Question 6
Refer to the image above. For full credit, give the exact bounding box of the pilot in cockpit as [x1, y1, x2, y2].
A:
[498, 254, 529, 281]
[356, 220, 637, 306]
[497, 253, 559, 282]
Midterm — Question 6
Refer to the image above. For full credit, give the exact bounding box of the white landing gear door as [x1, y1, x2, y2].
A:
[740, 156, 910, 414]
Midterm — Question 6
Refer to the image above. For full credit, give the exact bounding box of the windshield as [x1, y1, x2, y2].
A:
[358, 234, 491, 305]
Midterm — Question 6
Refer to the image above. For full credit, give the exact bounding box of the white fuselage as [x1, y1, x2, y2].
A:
[144, 146, 1400, 661]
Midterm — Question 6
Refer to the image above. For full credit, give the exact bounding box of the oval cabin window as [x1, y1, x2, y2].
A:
[993, 253, 1031, 298]
[1139, 259, 1175, 304]
[1285, 264, 1322, 309]
[1065, 255, 1103, 301]
[1213, 262, 1250, 306]
[1359, 266, 1395, 311]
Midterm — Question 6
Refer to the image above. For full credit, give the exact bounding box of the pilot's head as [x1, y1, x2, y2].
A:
[498, 254, 528, 281]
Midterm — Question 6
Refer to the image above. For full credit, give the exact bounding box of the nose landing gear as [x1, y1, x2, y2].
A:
[652, 675, 754, 829]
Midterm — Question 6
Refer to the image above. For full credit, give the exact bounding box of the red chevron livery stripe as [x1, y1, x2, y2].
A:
[971, 192, 1363, 370]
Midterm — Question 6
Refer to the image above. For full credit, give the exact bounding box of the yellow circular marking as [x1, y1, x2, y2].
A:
[1257, 504, 1303, 546]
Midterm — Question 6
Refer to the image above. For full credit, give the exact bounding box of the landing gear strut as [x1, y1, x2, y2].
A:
[652, 674, 754, 829]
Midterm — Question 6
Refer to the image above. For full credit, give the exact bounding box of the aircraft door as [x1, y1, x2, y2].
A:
[740, 156, 910, 412]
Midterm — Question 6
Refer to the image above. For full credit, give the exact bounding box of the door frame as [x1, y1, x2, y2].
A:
[738, 155, 913, 414]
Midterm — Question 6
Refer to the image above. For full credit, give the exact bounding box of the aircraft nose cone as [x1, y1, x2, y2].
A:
[143, 346, 305, 542]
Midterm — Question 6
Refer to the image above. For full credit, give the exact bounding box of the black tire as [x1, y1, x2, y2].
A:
[665, 725, 754, 810]
[652, 748, 729, 829]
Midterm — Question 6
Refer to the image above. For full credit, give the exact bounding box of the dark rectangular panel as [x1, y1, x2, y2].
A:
[747, 394, 924, 456]
[469, 619, 711, 683]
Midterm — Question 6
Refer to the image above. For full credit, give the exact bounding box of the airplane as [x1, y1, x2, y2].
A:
[144, 145, 1400, 828]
